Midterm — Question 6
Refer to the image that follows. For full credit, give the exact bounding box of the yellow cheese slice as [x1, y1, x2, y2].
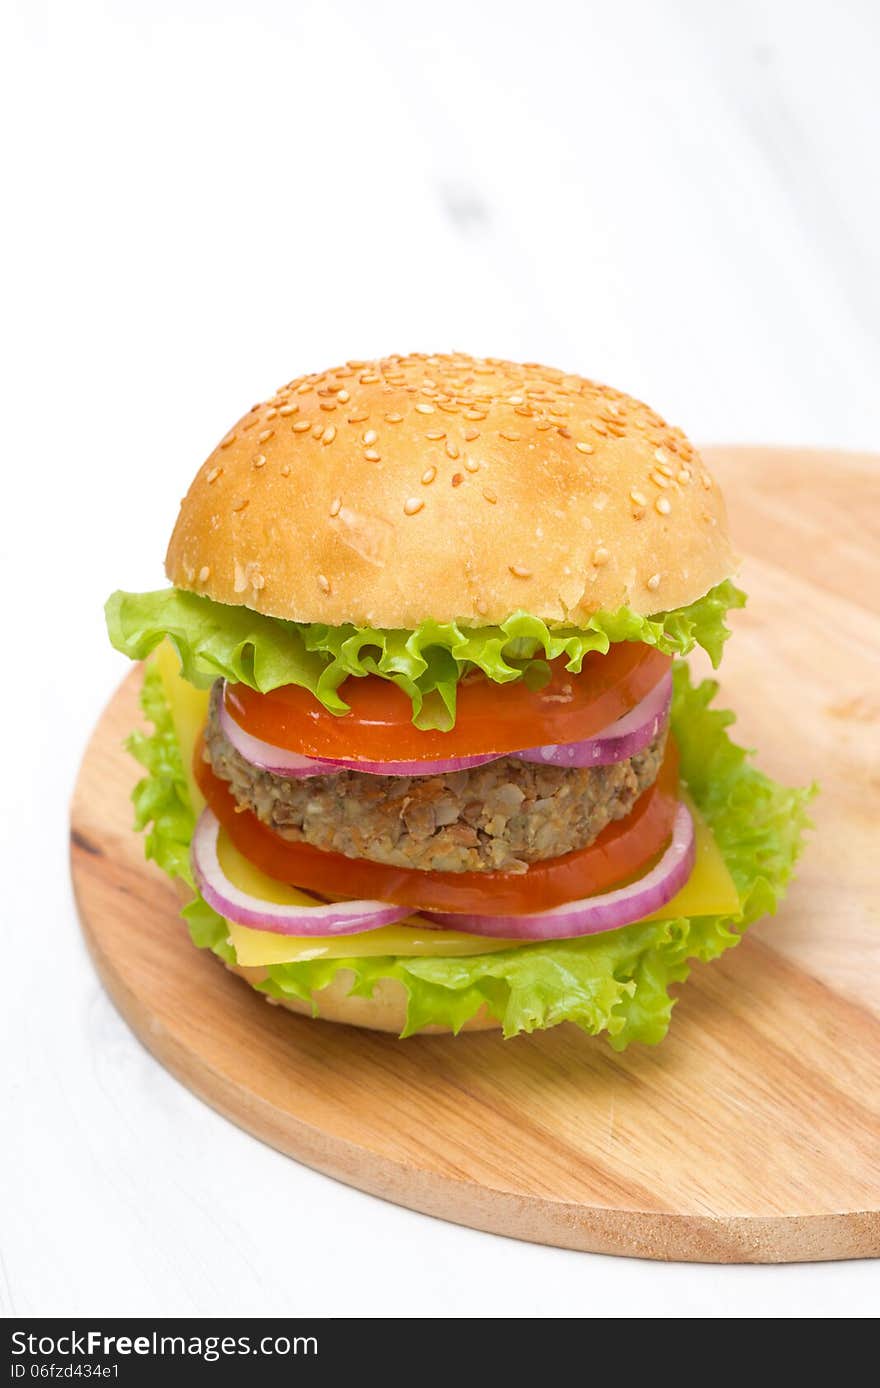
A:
[153, 639, 209, 816]
[641, 788, 740, 923]
[155, 639, 740, 965]
[228, 915, 514, 963]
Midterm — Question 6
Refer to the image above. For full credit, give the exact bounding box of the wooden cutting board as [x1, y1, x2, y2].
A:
[70, 446, 880, 1264]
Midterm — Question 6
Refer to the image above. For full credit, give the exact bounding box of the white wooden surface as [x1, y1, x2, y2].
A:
[3, 0, 879, 1317]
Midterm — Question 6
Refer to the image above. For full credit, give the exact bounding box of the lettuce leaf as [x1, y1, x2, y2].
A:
[127, 659, 814, 1048]
[126, 664, 196, 888]
[106, 581, 745, 731]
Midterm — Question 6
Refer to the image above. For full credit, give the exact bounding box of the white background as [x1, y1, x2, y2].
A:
[3, 0, 879, 1318]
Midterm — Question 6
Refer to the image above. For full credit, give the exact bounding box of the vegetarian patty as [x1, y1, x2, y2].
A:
[204, 683, 667, 875]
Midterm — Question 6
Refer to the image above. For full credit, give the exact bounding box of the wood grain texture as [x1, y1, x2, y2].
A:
[70, 446, 880, 1264]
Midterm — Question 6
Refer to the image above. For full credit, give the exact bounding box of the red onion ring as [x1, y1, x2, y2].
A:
[191, 808, 411, 935]
[512, 670, 672, 768]
[318, 749, 501, 775]
[423, 801, 695, 940]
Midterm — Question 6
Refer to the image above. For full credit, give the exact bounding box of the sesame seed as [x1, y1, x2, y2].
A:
[509, 563, 532, 579]
[253, 454, 266, 468]
[364, 448, 381, 462]
[317, 573, 331, 595]
[281, 463, 291, 476]
[701, 472, 713, 489]
[463, 456, 480, 473]
[651, 470, 670, 488]
[219, 432, 236, 449]
[265, 408, 277, 420]
[279, 404, 298, 417]
[329, 497, 341, 517]
[360, 373, 380, 384]
[591, 422, 608, 436]
[362, 428, 378, 446]
[347, 410, 369, 423]
[535, 419, 554, 431]
[233, 563, 247, 593]
[231, 496, 248, 512]
[385, 412, 403, 423]
[576, 442, 594, 454]
[557, 426, 572, 439]
[311, 424, 323, 438]
[321, 425, 337, 445]
[421, 466, 437, 485]
[319, 401, 336, 412]
[653, 448, 667, 464]
[632, 506, 646, 521]
[655, 496, 671, 515]
[630, 488, 647, 507]
[445, 440, 459, 459]
[499, 430, 520, 442]
[656, 462, 675, 478]
[482, 487, 497, 503]
[592, 545, 609, 567]
[678, 467, 691, 483]
[198, 565, 211, 583]
[292, 419, 311, 433]
[464, 409, 486, 420]
[452, 473, 463, 487]
[425, 429, 445, 441]
[336, 389, 350, 403]
[415, 402, 434, 415]
[464, 428, 480, 442]
[507, 395, 524, 405]
[646, 573, 661, 591]
[258, 428, 274, 444]
[206, 465, 222, 484]
[296, 381, 312, 394]
[404, 497, 424, 515]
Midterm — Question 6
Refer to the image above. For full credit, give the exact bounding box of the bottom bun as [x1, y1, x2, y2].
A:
[224, 959, 502, 1034]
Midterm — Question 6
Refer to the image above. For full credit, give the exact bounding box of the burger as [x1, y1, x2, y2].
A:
[105, 353, 811, 1045]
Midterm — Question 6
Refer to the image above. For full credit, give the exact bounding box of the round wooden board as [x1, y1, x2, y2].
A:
[71, 446, 880, 1264]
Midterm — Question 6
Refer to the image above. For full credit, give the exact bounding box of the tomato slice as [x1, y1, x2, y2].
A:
[226, 644, 671, 762]
[194, 737, 680, 916]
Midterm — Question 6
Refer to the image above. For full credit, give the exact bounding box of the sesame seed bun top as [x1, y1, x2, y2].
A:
[165, 352, 736, 628]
